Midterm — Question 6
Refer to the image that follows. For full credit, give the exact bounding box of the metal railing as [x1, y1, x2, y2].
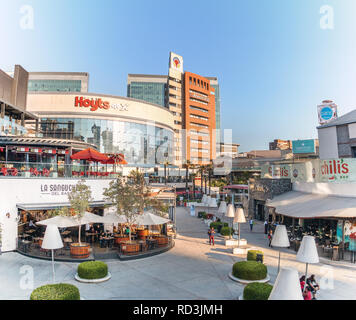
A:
[0, 161, 121, 179]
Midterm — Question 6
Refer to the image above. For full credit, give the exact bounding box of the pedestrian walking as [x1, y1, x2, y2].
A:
[249, 219, 254, 231]
[208, 227, 215, 246]
[264, 220, 268, 234]
[268, 229, 273, 247]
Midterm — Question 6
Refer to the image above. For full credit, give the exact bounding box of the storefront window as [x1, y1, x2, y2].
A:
[40, 118, 174, 165]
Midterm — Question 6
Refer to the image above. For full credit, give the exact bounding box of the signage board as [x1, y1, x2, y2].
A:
[169, 52, 183, 73]
[292, 140, 316, 154]
[318, 100, 338, 125]
[261, 158, 356, 183]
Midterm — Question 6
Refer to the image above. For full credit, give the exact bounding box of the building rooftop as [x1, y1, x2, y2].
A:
[317, 109, 356, 129]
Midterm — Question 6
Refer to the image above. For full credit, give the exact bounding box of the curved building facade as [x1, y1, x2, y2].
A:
[26, 93, 175, 166]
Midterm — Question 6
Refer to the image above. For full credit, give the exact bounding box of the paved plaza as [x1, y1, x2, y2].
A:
[0, 207, 355, 300]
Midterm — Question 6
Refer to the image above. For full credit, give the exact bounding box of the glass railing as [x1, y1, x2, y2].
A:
[0, 161, 121, 179]
[0, 116, 28, 136]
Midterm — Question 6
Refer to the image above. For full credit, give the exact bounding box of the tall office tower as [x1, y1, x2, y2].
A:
[183, 72, 216, 165]
[27, 72, 89, 93]
[167, 52, 185, 166]
[207, 77, 221, 143]
[127, 74, 167, 107]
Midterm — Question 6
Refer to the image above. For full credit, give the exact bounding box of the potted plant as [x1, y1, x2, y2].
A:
[103, 169, 166, 255]
[56, 180, 93, 259]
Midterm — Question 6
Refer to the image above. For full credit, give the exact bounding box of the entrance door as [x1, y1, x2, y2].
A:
[254, 200, 265, 221]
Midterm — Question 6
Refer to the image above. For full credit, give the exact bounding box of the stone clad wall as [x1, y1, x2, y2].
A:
[248, 178, 292, 219]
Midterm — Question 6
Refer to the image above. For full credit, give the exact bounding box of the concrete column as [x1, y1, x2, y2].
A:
[0, 102, 5, 118]
[21, 113, 25, 127]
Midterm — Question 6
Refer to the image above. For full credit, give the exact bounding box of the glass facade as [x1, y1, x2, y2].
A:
[211, 84, 221, 132]
[28, 80, 82, 92]
[0, 116, 27, 136]
[40, 118, 174, 166]
[127, 82, 166, 107]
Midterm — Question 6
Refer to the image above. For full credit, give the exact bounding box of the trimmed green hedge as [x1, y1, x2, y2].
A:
[243, 282, 273, 300]
[209, 222, 222, 231]
[30, 283, 80, 300]
[232, 261, 267, 280]
[77, 261, 108, 280]
[220, 226, 233, 236]
[247, 250, 264, 262]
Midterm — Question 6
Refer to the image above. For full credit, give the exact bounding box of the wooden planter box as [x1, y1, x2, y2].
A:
[121, 242, 140, 255]
[138, 229, 149, 240]
[114, 235, 130, 245]
[153, 236, 169, 247]
[70, 243, 90, 259]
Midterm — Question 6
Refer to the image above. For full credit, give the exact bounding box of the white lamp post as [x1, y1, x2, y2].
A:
[296, 235, 319, 293]
[218, 200, 227, 219]
[41, 224, 64, 283]
[225, 204, 235, 239]
[268, 267, 304, 300]
[202, 194, 207, 205]
[234, 207, 246, 246]
[271, 225, 290, 272]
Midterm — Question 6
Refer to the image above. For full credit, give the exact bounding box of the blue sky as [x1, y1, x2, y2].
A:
[1, 0, 356, 151]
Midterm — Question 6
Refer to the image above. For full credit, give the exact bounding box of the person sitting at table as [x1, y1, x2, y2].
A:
[124, 226, 130, 235]
[99, 232, 107, 248]
[113, 226, 118, 234]
[307, 275, 320, 300]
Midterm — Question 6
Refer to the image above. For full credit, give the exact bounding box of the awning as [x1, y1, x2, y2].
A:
[16, 200, 111, 211]
[266, 191, 356, 219]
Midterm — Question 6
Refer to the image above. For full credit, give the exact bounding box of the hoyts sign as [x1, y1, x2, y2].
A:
[74, 96, 128, 112]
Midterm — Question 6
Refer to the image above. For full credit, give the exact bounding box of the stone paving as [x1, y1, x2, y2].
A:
[0, 206, 355, 300]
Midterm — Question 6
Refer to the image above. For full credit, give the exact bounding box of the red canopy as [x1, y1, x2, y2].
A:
[101, 153, 128, 165]
[71, 148, 109, 162]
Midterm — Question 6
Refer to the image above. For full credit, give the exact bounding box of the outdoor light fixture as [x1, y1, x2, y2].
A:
[271, 225, 290, 272]
[234, 207, 246, 246]
[41, 224, 63, 283]
[225, 204, 235, 239]
[218, 201, 227, 218]
[296, 235, 319, 293]
[268, 267, 303, 300]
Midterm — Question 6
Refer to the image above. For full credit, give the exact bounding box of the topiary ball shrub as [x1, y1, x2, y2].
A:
[220, 226, 233, 236]
[30, 283, 80, 300]
[247, 250, 264, 262]
[243, 282, 273, 300]
[232, 261, 267, 280]
[198, 211, 206, 218]
[77, 261, 108, 280]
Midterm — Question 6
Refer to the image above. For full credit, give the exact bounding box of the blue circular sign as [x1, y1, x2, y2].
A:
[320, 106, 333, 121]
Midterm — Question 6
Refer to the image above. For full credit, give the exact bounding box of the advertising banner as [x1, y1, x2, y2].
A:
[261, 158, 356, 183]
[292, 140, 316, 154]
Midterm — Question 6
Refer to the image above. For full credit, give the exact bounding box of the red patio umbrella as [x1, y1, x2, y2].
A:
[71, 148, 109, 162]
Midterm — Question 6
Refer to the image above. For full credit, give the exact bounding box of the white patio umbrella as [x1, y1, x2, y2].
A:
[271, 225, 290, 272]
[37, 212, 106, 227]
[268, 267, 303, 300]
[101, 213, 127, 224]
[41, 225, 63, 283]
[36, 215, 76, 228]
[133, 211, 171, 226]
